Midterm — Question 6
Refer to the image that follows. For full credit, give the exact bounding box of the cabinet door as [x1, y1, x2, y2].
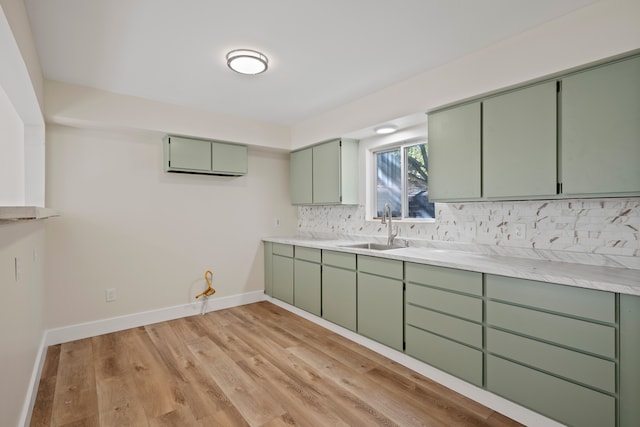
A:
[483, 82, 557, 198]
[428, 102, 481, 201]
[561, 56, 640, 196]
[290, 148, 313, 205]
[167, 136, 212, 171]
[294, 259, 321, 316]
[272, 255, 294, 304]
[620, 294, 640, 427]
[357, 272, 403, 351]
[264, 242, 273, 296]
[322, 266, 356, 331]
[312, 140, 341, 204]
[212, 142, 247, 175]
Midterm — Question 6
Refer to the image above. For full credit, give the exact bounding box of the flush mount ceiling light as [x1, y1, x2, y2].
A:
[226, 49, 268, 75]
[374, 125, 397, 135]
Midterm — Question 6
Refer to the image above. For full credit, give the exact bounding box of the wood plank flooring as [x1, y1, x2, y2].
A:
[30, 302, 522, 427]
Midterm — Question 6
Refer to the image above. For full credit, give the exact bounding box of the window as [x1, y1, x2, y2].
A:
[374, 141, 435, 219]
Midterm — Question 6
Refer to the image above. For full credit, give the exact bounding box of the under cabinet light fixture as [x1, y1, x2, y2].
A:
[375, 125, 397, 134]
[226, 49, 268, 75]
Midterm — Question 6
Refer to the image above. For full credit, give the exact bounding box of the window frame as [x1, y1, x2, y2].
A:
[371, 139, 434, 221]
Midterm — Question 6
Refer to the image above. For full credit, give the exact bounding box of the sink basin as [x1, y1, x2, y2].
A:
[339, 242, 404, 251]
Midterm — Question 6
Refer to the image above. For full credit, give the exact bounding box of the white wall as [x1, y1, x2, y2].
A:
[291, 0, 640, 148]
[45, 125, 296, 328]
[0, 82, 25, 205]
[0, 220, 46, 427]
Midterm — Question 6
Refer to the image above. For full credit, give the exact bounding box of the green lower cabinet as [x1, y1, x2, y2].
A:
[272, 254, 294, 305]
[357, 272, 403, 351]
[293, 259, 321, 316]
[264, 242, 273, 296]
[322, 265, 356, 331]
[406, 325, 483, 387]
[487, 355, 615, 427]
[620, 294, 640, 427]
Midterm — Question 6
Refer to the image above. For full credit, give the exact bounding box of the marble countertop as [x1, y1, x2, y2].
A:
[263, 235, 640, 296]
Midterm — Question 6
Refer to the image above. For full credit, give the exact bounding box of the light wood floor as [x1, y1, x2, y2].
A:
[31, 302, 522, 427]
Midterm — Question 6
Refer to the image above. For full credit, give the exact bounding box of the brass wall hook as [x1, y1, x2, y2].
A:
[196, 269, 216, 299]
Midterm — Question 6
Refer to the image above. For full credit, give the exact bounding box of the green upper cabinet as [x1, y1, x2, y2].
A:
[428, 102, 481, 201]
[560, 55, 640, 197]
[164, 135, 247, 176]
[290, 148, 313, 204]
[483, 81, 557, 199]
[290, 139, 358, 205]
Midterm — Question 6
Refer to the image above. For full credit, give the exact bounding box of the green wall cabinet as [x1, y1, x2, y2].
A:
[427, 53, 640, 201]
[290, 148, 313, 205]
[428, 102, 481, 201]
[164, 135, 247, 176]
[290, 139, 358, 205]
[322, 251, 357, 331]
[561, 55, 640, 197]
[272, 244, 294, 304]
[483, 81, 557, 198]
[293, 247, 322, 316]
[357, 256, 403, 351]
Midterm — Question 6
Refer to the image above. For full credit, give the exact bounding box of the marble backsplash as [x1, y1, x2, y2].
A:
[297, 197, 640, 269]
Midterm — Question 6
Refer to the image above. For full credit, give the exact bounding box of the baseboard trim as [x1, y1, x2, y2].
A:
[19, 333, 48, 427]
[265, 296, 563, 427]
[45, 290, 266, 346]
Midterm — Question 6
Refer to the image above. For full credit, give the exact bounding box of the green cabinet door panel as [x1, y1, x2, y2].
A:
[486, 274, 615, 323]
[290, 148, 313, 205]
[357, 255, 403, 279]
[561, 55, 640, 196]
[483, 81, 557, 198]
[405, 304, 482, 348]
[312, 140, 342, 204]
[272, 243, 294, 257]
[620, 294, 640, 427]
[272, 255, 294, 305]
[167, 136, 212, 171]
[405, 262, 482, 296]
[428, 102, 482, 201]
[357, 272, 403, 351]
[323, 250, 356, 270]
[295, 246, 321, 263]
[322, 265, 357, 331]
[211, 142, 248, 175]
[294, 259, 321, 316]
[487, 355, 615, 427]
[487, 301, 615, 358]
[406, 283, 482, 322]
[487, 328, 615, 393]
[264, 242, 273, 296]
[406, 325, 483, 387]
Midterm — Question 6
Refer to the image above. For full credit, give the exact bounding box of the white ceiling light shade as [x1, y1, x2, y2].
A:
[375, 125, 397, 134]
[226, 49, 269, 75]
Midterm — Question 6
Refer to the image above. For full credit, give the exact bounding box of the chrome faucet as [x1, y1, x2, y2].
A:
[381, 203, 398, 246]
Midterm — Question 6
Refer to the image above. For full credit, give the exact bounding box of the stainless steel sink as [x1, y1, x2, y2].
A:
[339, 242, 404, 251]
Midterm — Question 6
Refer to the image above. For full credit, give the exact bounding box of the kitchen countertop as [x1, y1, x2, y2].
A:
[263, 236, 640, 296]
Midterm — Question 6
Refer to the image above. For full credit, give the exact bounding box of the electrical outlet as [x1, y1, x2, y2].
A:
[274, 217, 281, 227]
[105, 288, 117, 302]
[512, 223, 526, 240]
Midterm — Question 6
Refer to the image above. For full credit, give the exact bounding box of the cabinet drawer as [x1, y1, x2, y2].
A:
[486, 274, 615, 323]
[487, 355, 615, 427]
[487, 301, 615, 358]
[406, 305, 482, 348]
[272, 243, 293, 257]
[358, 255, 403, 279]
[407, 283, 482, 322]
[487, 328, 615, 393]
[295, 246, 321, 263]
[406, 263, 481, 296]
[406, 326, 483, 387]
[323, 250, 356, 270]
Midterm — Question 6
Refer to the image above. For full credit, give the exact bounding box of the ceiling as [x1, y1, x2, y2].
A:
[25, 0, 595, 127]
